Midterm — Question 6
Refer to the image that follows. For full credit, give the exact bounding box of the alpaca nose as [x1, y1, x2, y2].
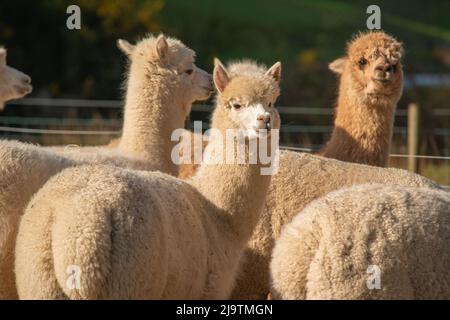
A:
[256, 112, 271, 130]
[21, 75, 31, 85]
[375, 62, 392, 72]
[374, 64, 393, 82]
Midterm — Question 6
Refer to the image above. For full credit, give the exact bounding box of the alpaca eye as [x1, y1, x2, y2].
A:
[268, 102, 272, 108]
[232, 103, 242, 110]
[358, 58, 367, 67]
[185, 69, 194, 75]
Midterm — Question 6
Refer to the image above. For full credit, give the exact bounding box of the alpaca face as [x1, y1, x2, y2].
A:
[0, 48, 32, 110]
[117, 35, 213, 116]
[213, 59, 281, 138]
[178, 62, 213, 103]
[330, 32, 404, 108]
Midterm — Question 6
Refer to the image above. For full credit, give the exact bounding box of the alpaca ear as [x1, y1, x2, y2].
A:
[0, 48, 6, 68]
[156, 34, 169, 65]
[213, 58, 230, 93]
[266, 61, 282, 82]
[329, 57, 347, 74]
[117, 39, 135, 56]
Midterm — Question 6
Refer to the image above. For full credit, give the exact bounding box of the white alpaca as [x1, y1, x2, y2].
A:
[270, 184, 450, 299]
[0, 47, 32, 110]
[15, 59, 282, 299]
[0, 34, 212, 299]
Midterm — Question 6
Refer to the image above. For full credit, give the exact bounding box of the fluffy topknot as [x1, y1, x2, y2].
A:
[227, 60, 268, 78]
[348, 31, 404, 65]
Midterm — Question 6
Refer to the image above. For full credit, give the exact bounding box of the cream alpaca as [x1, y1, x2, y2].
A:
[0, 34, 212, 299]
[177, 60, 269, 179]
[15, 59, 282, 299]
[319, 31, 404, 167]
[271, 184, 450, 299]
[0, 47, 32, 110]
[47, 35, 212, 175]
[231, 151, 439, 299]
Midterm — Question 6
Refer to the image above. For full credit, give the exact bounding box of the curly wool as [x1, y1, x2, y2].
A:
[231, 151, 439, 299]
[14, 60, 281, 299]
[270, 184, 450, 300]
[0, 34, 209, 299]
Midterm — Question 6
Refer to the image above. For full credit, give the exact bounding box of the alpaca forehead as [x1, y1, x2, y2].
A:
[227, 61, 268, 78]
[223, 77, 279, 101]
[135, 37, 195, 65]
[348, 34, 403, 62]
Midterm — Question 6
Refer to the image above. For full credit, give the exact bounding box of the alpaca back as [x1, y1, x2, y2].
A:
[0, 139, 156, 299]
[271, 184, 450, 299]
[232, 151, 440, 299]
[15, 164, 220, 299]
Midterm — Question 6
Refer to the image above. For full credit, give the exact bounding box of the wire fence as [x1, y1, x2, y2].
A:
[1, 98, 449, 188]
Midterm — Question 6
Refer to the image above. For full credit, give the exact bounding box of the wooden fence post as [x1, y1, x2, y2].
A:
[407, 103, 419, 173]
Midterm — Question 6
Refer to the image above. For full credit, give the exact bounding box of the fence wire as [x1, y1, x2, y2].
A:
[2, 98, 449, 187]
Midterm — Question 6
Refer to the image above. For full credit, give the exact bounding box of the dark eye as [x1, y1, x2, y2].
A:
[268, 102, 272, 108]
[232, 103, 242, 110]
[358, 58, 367, 67]
[185, 69, 194, 75]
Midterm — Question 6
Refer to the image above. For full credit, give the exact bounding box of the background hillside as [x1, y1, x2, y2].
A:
[0, 0, 449, 184]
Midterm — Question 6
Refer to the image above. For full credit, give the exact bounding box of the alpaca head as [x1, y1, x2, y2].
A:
[330, 31, 404, 107]
[0, 47, 32, 110]
[212, 59, 281, 139]
[117, 34, 213, 118]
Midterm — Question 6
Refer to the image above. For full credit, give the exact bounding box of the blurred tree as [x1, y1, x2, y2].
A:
[0, 0, 164, 99]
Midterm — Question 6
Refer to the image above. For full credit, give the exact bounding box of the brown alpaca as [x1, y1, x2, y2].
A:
[318, 31, 404, 167]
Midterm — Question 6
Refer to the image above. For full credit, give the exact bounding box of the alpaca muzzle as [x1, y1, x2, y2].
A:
[255, 112, 271, 131]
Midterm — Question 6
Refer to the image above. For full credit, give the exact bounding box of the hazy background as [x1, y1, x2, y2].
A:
[0, 0, 449, 184]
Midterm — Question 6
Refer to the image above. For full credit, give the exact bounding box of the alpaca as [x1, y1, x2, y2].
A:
[46, 35, 212, 175]
[0, 34, 212, 299]
[318, 31, 404, 167]
[14, 59, 282, 299]
[270, 184, 450, 299]
[177, 60, 269, 179]
[0, 47, 32, 110]
[230, 151, 439, 299]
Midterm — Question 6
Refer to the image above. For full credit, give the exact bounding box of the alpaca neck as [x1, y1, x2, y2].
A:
[191, 128, 273, 246]
[322, 76, 396, 167]
[119, 70, 185, 176]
